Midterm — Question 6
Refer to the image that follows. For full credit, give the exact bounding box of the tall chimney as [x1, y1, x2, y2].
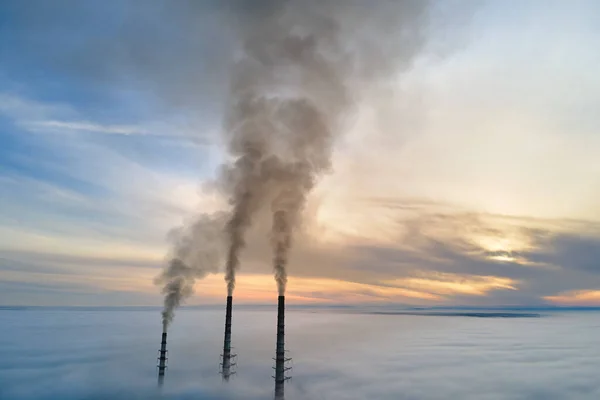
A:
[274, 295, 289, 399]
[221, 295, 234, 380]
[157, 329, 168, 386]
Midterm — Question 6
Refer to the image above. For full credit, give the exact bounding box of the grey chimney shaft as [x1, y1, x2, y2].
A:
[274, 295, 286, 399]
[157, 330, 168, 386]
[221, 295, 233, 380]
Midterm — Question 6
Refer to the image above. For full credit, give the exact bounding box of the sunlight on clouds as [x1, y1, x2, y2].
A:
[305, 7, 600, 225]
[310, 194, 400, 246]
[474, 235, 529, 254]
[285, 276, 441, 302]
[3, 270, 442, 305]
[470, 229, 536, 264]
[183, 274, 442, 304]
[150, 274, 442, 304]
[155, 176, 220, 218]
[544, 290, 600, 306]
[385, 272, 518, 296]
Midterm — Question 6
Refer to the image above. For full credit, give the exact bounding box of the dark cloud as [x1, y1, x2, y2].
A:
[524, 233, 600, 274]
[224, 198, 600, 304]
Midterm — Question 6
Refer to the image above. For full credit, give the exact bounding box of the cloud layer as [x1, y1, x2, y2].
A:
[2, 308, 600, 400]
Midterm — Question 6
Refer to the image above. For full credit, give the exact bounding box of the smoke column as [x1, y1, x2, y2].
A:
[223, 0, 349, 295]
[220, 0, 429, 294]
[157, 0, 430, 323]
[223, 144, 266, 296]
[156, 214, 226, 329]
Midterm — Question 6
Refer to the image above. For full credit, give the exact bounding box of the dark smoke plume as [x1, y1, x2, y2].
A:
[156, 213, 226, 329]
[156, 0, 431, 320]
[222, 0, 430, 295]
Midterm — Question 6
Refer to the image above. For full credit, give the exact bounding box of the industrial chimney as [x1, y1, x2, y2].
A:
[273, 295, 291, 399]
[220, 295, 237, 380]
[157, 328, 168, 386]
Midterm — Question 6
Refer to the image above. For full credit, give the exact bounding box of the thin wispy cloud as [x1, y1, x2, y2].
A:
[24, 120, 149, 136]
[20, 119, 215, 145]
[0, 92, 212, 145]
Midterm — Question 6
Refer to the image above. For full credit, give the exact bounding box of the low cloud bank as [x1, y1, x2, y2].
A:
[2, 308, 600, 400]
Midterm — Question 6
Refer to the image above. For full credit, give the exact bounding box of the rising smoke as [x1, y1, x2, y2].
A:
[156, 213, 226, 329]
[222, 0, 430, 295]
[221, 1, 348, 295]
[158, 0, 431, 322]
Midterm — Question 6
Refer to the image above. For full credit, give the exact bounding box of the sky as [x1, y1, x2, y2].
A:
[1, 0, 600, 307]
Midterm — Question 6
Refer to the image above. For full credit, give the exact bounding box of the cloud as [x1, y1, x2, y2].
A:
[0, 93, 213, 146]
[524, 232, 600, 274]
[0, 92, 221, 247]
[313, 0, 600, 224]
[24, 120, 149, 135]
[215, 197, 600, 305]
[0, 88, 230, 309]
[2, 307, 600, 400]
[384, 273, 518, 296]
[544, 290, 600, 306]
[10, 197, 596, 308]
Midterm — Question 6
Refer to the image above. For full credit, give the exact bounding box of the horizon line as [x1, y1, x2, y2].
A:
[2, 304, 600, 311]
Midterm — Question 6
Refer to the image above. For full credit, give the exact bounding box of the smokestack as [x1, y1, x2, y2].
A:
[220, 295, 236, 380]
[157, 328, 168, 386]
[273, 295, 291, 399]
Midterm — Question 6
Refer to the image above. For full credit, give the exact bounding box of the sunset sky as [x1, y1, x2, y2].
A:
[1, 0, 599, 307]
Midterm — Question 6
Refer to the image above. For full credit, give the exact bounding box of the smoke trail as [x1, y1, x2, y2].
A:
[219, 1, 345, 296]
[223, 0, 430, 294]
[157, 0, 431, 317]
[222, 139, 267, 296]
[156, 213, 226, 329]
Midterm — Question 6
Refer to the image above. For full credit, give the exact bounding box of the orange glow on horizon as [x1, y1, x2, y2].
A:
[544, 290, 600, 306]
[384, 272, 517, 296]
[186, 274, 442, 304]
